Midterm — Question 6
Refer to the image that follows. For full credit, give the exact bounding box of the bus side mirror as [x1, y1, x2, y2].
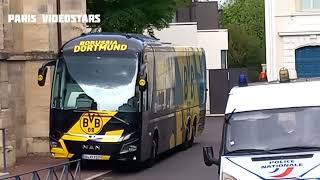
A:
[38, 60, 56, 87]
[203, 146, 219, 166]
[38, 67, 48, 86]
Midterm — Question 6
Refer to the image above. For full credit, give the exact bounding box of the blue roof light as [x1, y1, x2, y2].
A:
[239, 73, 248, 87]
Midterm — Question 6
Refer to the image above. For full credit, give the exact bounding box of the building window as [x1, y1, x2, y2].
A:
[300, 0, 320, 10]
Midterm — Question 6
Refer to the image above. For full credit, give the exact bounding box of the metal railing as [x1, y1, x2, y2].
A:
[1, 159, 81, 180]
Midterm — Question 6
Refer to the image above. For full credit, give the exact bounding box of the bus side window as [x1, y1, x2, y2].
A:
[142, 53, 149, 112]
[145, 51, 155, 113]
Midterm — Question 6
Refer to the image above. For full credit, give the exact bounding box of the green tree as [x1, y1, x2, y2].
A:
[87, 0, 190, 33]
[220, 0, 265, 81]
[227, 24, 264, 81]
[227, 24, 264, 68]
[221, 0, 265, 45]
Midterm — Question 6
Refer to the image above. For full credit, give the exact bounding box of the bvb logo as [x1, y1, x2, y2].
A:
[80, 113, 103, 135]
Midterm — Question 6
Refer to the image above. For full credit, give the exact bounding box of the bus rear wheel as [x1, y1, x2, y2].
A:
[181, 127, 189, 151]
[188, 124, 196, 148]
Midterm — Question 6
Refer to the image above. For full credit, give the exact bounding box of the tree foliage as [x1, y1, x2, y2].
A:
[227, 24, 264, 68]
[87, 0, 190, 33]
[220, 0, 265, 77]
[221, 0, 265, 45]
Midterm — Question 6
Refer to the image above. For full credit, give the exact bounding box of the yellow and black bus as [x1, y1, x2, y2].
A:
[38, 33, 207, 165]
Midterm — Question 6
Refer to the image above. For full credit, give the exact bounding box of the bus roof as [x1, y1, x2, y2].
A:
[62, 33, 147, 54]
[225, 80, 320, 114]
[61, 33, 203, 54]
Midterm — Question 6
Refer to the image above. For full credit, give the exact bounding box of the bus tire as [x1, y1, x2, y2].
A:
[188, 124, 196, 148]
[181, 127, 189, 151]
[146, 135, 158, 168]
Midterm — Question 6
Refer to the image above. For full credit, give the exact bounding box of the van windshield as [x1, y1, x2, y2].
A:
[226, 107, 320, 153]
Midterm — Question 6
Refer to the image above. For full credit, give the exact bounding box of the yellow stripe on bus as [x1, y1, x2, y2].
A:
[62, 134, 88, 141]
[101, 129, 124, 142]
[51, 139, 74, 158]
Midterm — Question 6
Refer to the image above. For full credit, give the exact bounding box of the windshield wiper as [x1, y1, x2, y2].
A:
[227, 149, 273, 155]
[111, 116, 130, 126]
[225, 108, 236, 124]
[269, 146, 320, 152]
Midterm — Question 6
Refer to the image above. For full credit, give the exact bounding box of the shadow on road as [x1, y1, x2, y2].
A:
[110, 142, 201, 174]
[82, 142, 201, 174]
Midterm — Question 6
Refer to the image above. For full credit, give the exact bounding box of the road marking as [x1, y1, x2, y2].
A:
[84, 171, 112, 180]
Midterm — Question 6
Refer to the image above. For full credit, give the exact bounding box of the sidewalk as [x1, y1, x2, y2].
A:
[6, 155, 66, 176]
[1, 155, 109, 179]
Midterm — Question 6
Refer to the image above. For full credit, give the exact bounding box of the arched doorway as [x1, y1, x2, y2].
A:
[295, 46, 320, 78]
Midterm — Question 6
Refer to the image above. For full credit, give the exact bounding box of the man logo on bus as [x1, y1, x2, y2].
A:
[80, 113, 103, 135]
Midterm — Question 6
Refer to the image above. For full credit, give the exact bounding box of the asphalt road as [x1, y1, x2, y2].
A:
[5, 117, 224, 180]
[95, 116, 224, 180]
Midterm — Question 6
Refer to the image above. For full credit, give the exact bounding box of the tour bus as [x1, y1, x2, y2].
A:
[203, 76, 320, 179]
[37, 33, 207, 166]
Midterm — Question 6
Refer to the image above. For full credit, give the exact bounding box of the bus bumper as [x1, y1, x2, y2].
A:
[50, 138, 140, 161]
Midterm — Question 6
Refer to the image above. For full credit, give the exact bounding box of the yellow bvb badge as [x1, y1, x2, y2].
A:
[139, 79, 146, 87]
[38, 75, 43, 81]
[80, 112, 103, 135]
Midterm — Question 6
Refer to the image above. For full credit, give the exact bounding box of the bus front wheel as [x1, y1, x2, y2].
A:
[146, 136, 158, 168]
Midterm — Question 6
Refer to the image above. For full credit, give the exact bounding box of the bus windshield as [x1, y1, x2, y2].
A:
[226, 107, 320, 153]
[51, 53, 139, 112]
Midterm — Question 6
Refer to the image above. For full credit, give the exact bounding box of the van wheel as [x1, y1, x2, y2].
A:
[146, 136, 158, 168]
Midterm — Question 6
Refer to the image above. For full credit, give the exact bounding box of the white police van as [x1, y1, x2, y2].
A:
[203, 78, 320, 180]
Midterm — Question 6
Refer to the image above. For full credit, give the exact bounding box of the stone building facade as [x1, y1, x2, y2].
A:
[265, 0, 320, 81]
[0, 0, 87, 168]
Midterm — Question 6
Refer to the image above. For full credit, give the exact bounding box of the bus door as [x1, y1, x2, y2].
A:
[139, 50, 154, 162]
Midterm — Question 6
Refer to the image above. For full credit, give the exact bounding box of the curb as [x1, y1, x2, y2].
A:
[206, 114, 225, 117]
[0, 172, 10, 178]
[84, 171, 112, 180]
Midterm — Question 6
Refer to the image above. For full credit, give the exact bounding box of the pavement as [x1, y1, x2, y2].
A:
[0, 116, 223, 180]
[101, 116, 223, 180]
[2, 156, 111, 180]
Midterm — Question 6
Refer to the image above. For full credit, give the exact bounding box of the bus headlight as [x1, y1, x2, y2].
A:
[119, 132, 136, 142]
[120, 145, 137, 154]
[223, 173, 237, 180]
[50, 140, 61, 148]
[120, 139, 138, 154]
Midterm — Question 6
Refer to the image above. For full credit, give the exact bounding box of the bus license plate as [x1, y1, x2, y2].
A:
[82, 154, 103, 160]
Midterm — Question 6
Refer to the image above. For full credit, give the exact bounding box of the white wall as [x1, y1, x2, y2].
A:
[197, 30, 228, 69]
[153, 23, 198, 46]
[153, 23, 228, 70]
